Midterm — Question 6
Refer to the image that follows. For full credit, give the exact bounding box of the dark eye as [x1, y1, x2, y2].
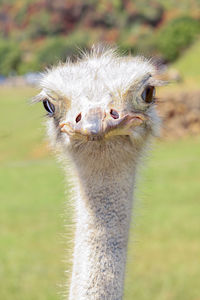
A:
[43, 99, 55, 116]
[141, 86, 155, 103]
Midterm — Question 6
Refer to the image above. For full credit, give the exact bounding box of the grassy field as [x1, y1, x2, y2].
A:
[175, 40, 200, 84]
[0, 87, 200, 300]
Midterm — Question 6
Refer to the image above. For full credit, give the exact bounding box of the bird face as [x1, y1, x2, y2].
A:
[59, 103, 147, 142]
[34, 47, 164, 152]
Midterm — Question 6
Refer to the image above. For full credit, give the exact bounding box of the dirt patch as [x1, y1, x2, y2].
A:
[157, 90, 200, 139]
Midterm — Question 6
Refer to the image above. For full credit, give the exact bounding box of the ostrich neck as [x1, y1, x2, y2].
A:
[65, 137, 142, 300]
[68, 151, 137, 300]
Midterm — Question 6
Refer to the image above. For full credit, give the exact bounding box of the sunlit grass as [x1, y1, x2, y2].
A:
[125, 137, 200, 300]
[175, 39, 200, 83]
[0, 87, 46, 162]
[0, 87, 200, 300]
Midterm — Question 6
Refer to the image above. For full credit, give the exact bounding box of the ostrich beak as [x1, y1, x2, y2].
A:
[60, 108, 146, 140]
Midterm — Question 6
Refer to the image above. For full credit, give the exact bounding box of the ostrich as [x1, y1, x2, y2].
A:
[34, 46, 164, 300]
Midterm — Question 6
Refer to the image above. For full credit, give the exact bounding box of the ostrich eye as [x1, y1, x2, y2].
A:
[141, 86, 155, 103]
[43, 99, 55, 116]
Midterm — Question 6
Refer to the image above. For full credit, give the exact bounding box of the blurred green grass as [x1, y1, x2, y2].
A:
[0, 87, 200, 300]
[175, 39, 200, 83]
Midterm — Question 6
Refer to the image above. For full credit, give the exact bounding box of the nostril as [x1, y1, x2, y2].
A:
[110, 109, 119, 119]
[76, 113, 82, 123]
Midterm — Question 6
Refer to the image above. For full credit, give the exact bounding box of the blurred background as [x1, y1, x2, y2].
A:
[0, 1, 200, 299]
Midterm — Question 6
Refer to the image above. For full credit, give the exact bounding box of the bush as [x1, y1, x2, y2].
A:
[17, 58, 41, 75]
[155, 16, 200, 62]
[0, 39, 22, 76]
[36, 32, 89, 67]
[27, 10, 52, 39]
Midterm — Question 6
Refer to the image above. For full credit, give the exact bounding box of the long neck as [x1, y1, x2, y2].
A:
[68, 155, 137, 300]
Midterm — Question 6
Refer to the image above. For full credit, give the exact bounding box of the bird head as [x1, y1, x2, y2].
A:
[33, 46, 165, 158]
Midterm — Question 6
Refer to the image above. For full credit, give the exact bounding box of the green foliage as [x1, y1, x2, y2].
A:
[36, 33, 89, 67]
[17, 58, 41, 75]
[0, 39, 22, 75]
[0, 1, 200, 74]
[155, 16, 200, 62]
[36, 38, 72, 66]
[27, 10, 52, 39]
[134, 0, 164, 25]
